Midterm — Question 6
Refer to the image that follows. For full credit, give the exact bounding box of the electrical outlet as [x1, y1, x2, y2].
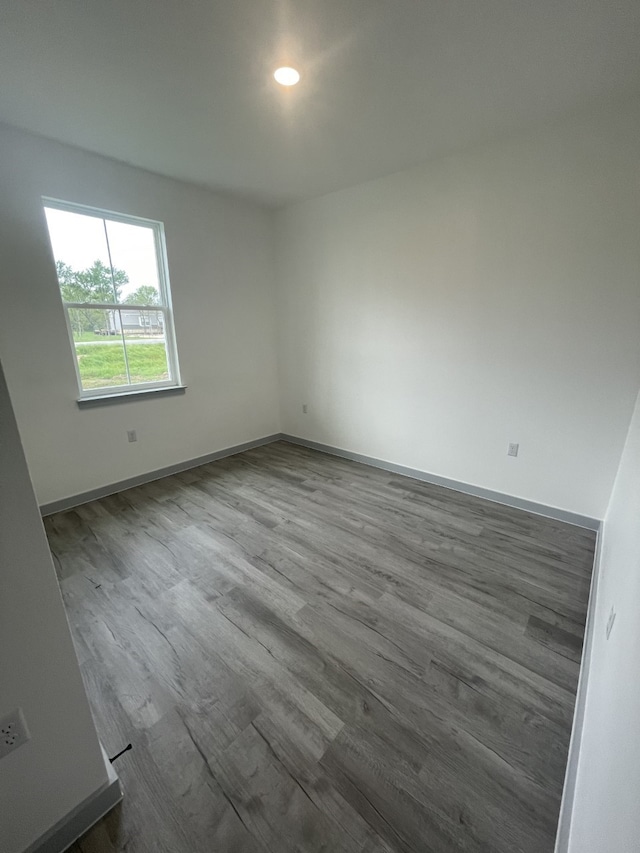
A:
[508, 442, 519, 458]
[0, 708, 30, 760]
[127, 430, 137, 443]
[606, 606, 616, 640]
[302, 404, 308, 414]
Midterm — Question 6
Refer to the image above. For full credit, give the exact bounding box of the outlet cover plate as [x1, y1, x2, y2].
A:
[0, 707, 30, 760]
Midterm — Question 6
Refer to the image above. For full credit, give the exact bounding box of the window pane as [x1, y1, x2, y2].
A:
[70, 309, 129, 390]
[105, 219, 162, 306]
[123, 317, 170, 386]
[44, 200, 180, 396]
[44, 208, 117, 302]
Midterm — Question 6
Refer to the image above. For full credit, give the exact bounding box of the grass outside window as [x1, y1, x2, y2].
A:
[75, 341, 169, 389]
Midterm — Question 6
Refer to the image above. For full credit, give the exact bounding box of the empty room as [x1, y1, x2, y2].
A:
[1, 2, 640, 852]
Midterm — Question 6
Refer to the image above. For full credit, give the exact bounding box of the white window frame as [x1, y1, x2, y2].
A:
[43, 198, 182, 400]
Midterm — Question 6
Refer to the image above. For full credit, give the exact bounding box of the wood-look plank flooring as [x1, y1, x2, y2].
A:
[44, 441, 595, 853]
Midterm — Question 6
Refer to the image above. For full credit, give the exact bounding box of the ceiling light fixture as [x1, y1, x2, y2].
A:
[274, 67, 300, 86]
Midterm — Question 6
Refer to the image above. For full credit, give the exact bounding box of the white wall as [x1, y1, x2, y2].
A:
[566, 383, 640, 850]
[0, 363, 109, 853]
[0, 123, 280, 507]
[275, 100, 640, 519]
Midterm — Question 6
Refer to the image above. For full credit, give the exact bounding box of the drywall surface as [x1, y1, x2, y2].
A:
[566, 385, 640, 850]
[275, 101, 640, 518]
[0, 123, 280, 506]
[0, 363, 108, 853]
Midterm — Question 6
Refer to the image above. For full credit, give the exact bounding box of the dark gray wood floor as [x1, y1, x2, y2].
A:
[44, 441, 595, 853]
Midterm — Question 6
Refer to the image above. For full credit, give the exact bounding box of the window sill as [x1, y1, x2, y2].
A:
[77, 385, 187, 408]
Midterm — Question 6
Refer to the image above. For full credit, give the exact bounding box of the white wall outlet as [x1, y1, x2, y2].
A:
[0, 708, 30, 760]
[127, 430, 137, 443]
[606, 606, 616, 640]
[508, 442, 519, 457]
[302, 404, 308, 414]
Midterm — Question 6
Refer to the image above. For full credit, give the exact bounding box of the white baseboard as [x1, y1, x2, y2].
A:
[41, 431, 601, 531]
[554, 525, 604, 851]
[40, 434, 283, 515]
[281, 434, 601, 531]
[25, 746, 122, 853]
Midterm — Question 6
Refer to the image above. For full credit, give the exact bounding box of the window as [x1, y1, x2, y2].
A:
[43, 199, 181, 399]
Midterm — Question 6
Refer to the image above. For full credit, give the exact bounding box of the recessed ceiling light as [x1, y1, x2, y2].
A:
[274, 67, 300, 86]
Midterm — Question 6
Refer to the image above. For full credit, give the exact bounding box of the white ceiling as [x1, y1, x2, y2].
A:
[1, 1, 640, 206]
